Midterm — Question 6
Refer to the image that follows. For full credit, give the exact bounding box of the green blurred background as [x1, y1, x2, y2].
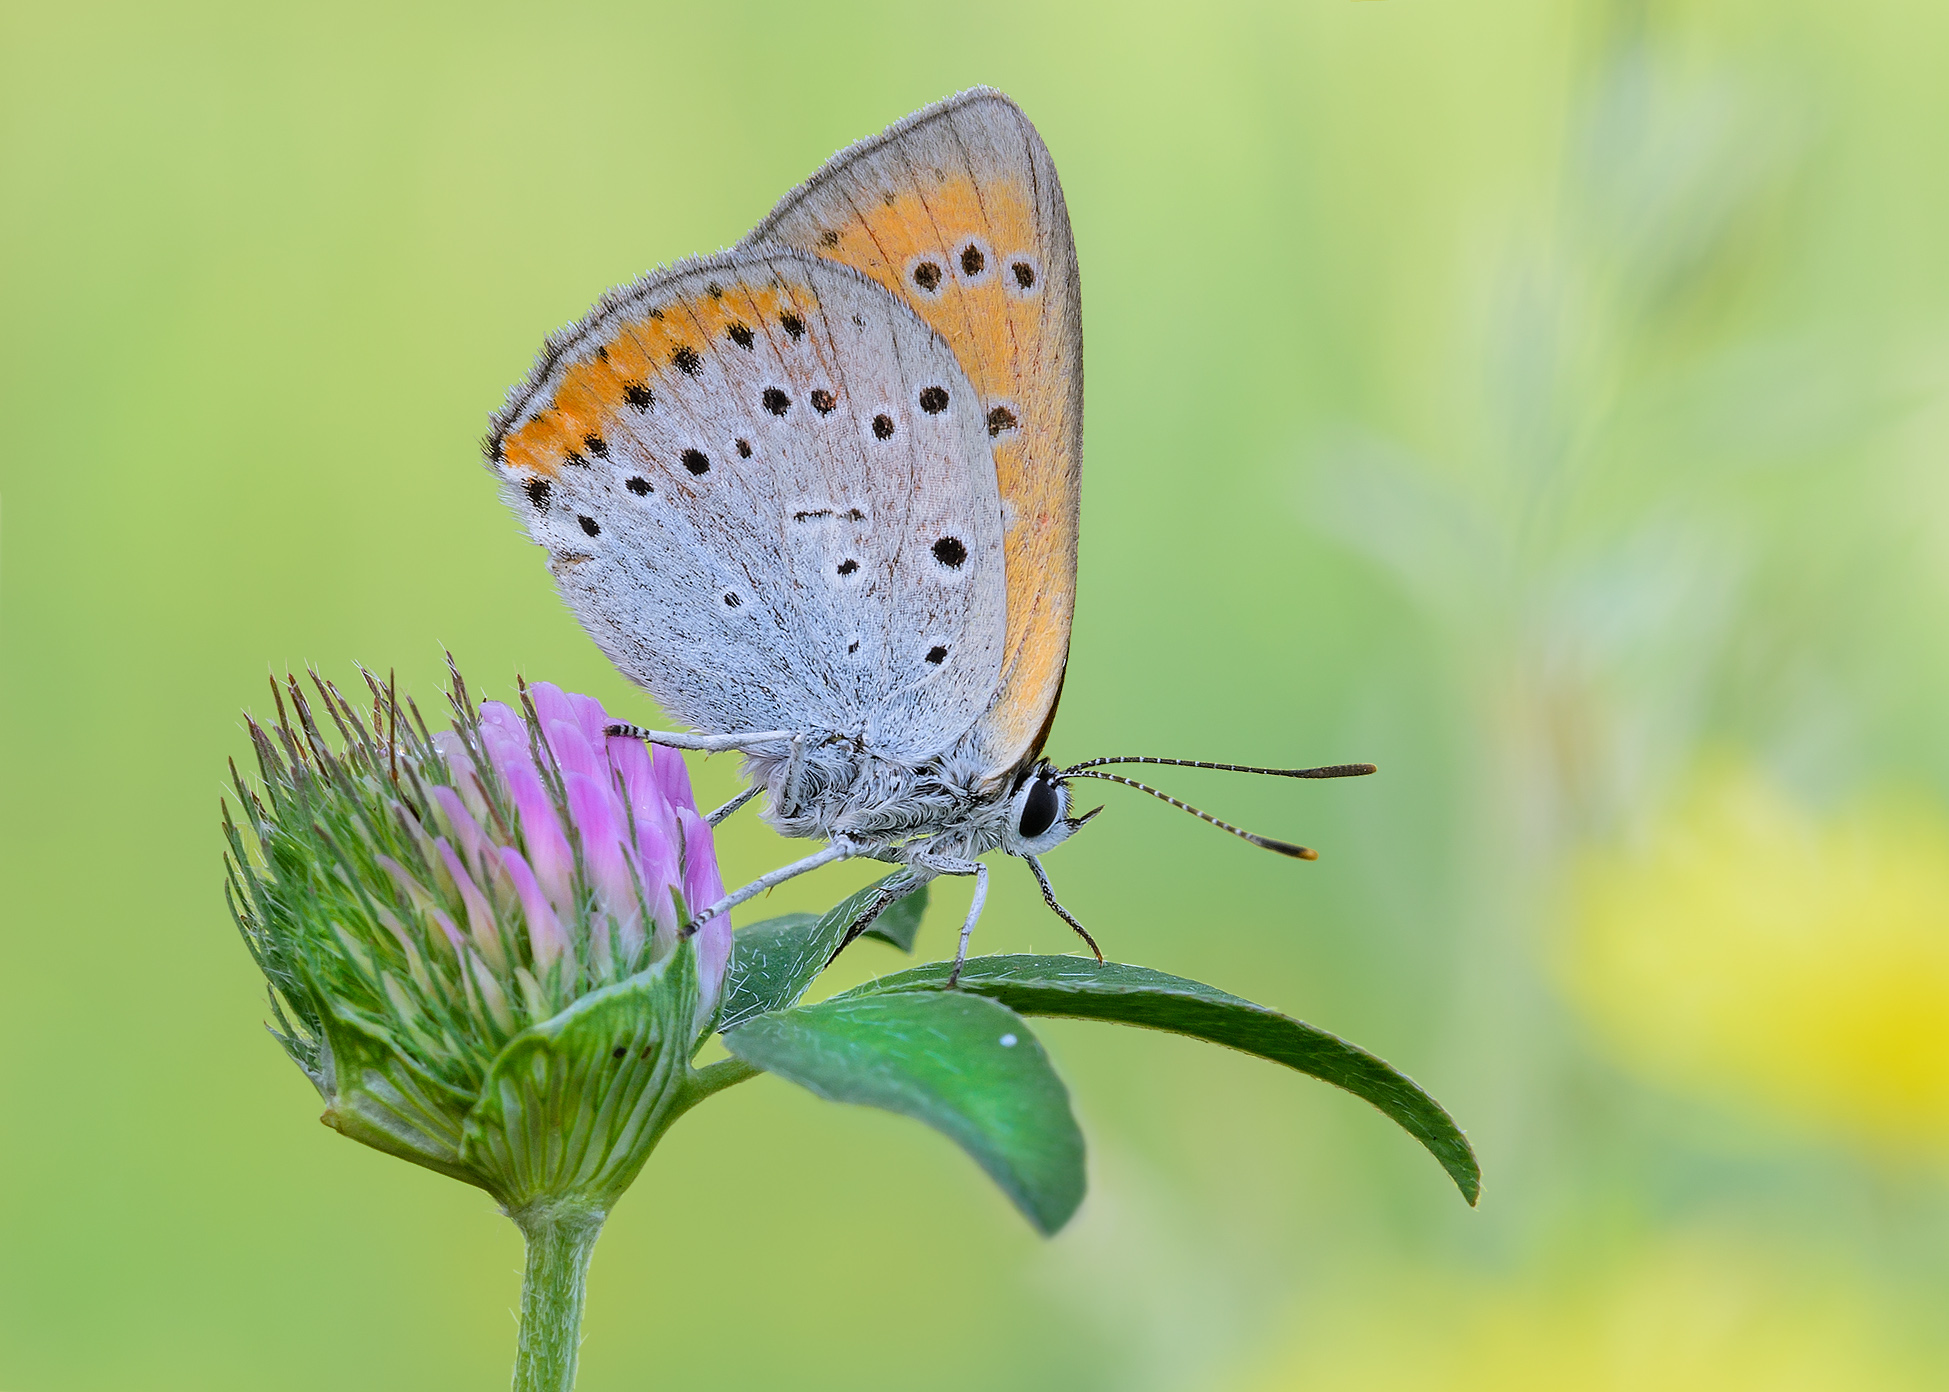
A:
[6, 0, 1949, 1386]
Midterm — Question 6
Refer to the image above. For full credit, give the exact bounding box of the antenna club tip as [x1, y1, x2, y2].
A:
[1254, 836, 1319, 859]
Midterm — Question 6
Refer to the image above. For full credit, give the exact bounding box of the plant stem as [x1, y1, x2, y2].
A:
[510, 1202, 606, 1392]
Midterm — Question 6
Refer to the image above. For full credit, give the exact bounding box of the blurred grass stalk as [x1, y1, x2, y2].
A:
[1310, 20, 1820, 1214]
[1248, 9, 1949, 1383]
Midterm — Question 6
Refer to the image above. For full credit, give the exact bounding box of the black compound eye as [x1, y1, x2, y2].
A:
[1018, 776, 1061, 840]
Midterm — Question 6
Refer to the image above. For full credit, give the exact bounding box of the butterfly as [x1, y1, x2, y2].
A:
[485, 87, 1372, 979]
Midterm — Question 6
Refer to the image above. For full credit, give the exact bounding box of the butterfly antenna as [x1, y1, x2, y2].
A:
[1023, 854, 1103, 961]
[1062, 756, 1377, 780]
[1062, 770, 1322, 859]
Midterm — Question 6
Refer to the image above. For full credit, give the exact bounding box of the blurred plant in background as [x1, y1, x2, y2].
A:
[1251, 8, 1949, 1388]
[1568, 758, 1949, 1158]
[1311, 17, 1844, 1192]
[1244, 1233, 1931, 1391]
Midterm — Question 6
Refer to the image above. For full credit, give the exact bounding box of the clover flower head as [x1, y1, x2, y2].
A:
[225, 660, 730, 1206]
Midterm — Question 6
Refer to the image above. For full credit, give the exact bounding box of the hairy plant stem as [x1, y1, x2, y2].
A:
[511, 1202, 606, 1392]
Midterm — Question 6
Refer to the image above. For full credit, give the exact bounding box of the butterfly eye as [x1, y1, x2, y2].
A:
[1018, 776, 1061, 840]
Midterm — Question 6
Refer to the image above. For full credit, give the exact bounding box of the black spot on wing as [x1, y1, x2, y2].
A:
[919, 386, 949, 414]
[763, 388, 790, 416]
[524, 478, 551, 509]
[682, 450, 709, 475]
[932, 536, 967, 568]
[578, 515, 601, 536]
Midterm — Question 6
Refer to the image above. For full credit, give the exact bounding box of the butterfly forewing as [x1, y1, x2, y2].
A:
[743, 87, 1083, 781]
[489, 250, 1007, 762]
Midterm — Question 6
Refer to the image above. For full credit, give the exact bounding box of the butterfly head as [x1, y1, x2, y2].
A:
[999, 760, 1101, 858]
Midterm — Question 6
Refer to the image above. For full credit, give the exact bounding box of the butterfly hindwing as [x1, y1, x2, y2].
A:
[743, 87, 1083, 781]
[488, 249, 1007, 761]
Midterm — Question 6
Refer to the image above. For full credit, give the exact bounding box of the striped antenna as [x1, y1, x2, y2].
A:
[1061, 769, 1321, 859]
[1062, 756, 1377, 779]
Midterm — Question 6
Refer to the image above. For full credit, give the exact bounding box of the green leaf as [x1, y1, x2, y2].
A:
[724, 991, 1085, 1235]
[716, 912, 820, 1030]
[840, 955, 1480, 1205]
[717, 872, 925, 1030]
[460, 944, 702, 1208]
[860, 880, 928, 951]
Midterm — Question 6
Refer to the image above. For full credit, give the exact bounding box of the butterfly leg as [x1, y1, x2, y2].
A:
[604, 723, 797, 753]
[705, 784, 762, 827]
[690, 838, 858, 928]
[913, 854, 990, 989]
[948, 860, 990, 989]
[1023, 854, 1103, 961]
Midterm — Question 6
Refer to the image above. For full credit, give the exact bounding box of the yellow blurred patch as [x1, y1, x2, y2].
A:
[1565, 760, 1949, 1153]
[1241, 1237, 1925, 1391]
